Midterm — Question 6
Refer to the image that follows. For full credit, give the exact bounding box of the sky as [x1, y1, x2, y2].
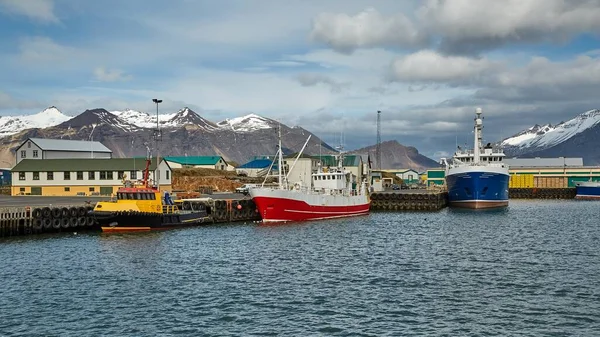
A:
[0, 0, 599, 159]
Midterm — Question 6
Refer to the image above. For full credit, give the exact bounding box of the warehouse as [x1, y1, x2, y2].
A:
[163, 156, 229, 170]
[11, 158, 171, 196]
[236, 159, 278, 178]
[425, 157, 600, 188]
[15, 138, 112, 165]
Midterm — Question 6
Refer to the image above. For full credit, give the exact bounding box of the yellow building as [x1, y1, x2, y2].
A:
[11, 158, 172, 196]
[425, 158, 600, 188]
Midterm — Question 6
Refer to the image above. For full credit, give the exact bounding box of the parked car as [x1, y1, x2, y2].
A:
[235, 184, 258, 195]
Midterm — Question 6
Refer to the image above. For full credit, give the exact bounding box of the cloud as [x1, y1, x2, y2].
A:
[420, 0, 600, 54]
[93, 67, 133, 82]
[310, 7, 426, 53]
[0, 91, 41, 111]
[310, 1, 600, 55]
[0, 0, 59, 23]
[18, 36, 77, 63]
[296, 73, 349, 93]
[389, 50, 499, 85]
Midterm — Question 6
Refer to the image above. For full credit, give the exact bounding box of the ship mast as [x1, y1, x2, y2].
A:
[473, 107, 483, 164]
[277, 123, 285, 190]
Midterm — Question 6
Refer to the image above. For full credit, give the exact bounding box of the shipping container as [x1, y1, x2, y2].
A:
[533, 176, 567, 188]
[510, 174, 535, 188]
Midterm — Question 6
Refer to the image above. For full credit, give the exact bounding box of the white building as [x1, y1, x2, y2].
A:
[283, 154, 320, 187]
[15, 138, 112, 165]
[11, 157, 171, 196]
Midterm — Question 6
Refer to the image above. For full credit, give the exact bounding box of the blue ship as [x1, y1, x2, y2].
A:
[575, 181, 600, 200]
[441, 108, 510, 209]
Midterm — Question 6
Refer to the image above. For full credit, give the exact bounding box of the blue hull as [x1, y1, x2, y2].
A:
[446, 171, 509, 208]
[575, 186, 600, 199]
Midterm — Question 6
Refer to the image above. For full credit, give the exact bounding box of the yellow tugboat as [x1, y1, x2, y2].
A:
[91, 156, 210, 233]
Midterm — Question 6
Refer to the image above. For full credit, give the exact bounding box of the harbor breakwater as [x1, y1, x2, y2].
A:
[0, 188, 584, 238]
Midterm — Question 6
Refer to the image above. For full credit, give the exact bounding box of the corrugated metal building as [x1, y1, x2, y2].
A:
[236, 159, 278, 177]
[425, 157, 600, 188]
[11, 158, 172, 196]
[15, 138, 112, 165]
[164, 156, 228, 170]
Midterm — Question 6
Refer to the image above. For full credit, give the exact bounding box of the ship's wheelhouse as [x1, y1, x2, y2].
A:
[116, 188, 159, 201]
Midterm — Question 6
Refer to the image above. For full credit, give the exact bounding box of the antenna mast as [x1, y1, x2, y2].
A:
[376, 110, 381, 170]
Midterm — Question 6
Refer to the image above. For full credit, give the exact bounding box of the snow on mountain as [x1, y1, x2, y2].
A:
[0, 106, 71, 137]
[59, 108, 141, 132]
[217, 113, 274, 132]
[111, 109, 175, 129]
[501, 109, 600, 151]
[163, 107, 218, 130]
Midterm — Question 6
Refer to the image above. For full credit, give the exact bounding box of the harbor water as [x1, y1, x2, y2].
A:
[1, 200, 599, 336]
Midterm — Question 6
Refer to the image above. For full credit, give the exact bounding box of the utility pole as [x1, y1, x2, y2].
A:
[376, 110, 381, 170]
[152, 98, 163, 190]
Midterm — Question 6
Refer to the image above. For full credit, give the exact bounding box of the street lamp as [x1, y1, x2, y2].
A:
[152, 98, 162, 190]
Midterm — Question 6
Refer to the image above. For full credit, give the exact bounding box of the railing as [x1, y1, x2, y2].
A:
[162, 205, 179, 214]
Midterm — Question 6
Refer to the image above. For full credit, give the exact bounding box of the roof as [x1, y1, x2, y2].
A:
[164, 156, 225, 166]
[504, 157, 584, 168]
[238, 159, 277, 169]
[314, 155, 362, 167]
[284, 153, 314, 159]
[24, 138, 112, 153]
[12, 158, 168, 172]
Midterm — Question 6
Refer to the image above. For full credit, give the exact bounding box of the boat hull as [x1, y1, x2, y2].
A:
[446, 166, 509, 209]
[575, 182, 600, 200]
[92, 210, 209, 232]
[250, 189, 370, 222]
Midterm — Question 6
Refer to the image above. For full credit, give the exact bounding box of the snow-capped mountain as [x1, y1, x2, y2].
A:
[501, 109, 600, 164]
[502, 109, 600, 151]
[58, 108, 141, 132]
[164, 107, 218, 130]
[217, 113, 275, 132]
[0, 106, 71, 137]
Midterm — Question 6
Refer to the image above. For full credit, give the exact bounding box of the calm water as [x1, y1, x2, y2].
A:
[1, 200, 599, 336]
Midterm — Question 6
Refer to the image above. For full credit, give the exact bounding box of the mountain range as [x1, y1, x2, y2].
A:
[0, 107, 438, 170]
[500, 109, 600, 165]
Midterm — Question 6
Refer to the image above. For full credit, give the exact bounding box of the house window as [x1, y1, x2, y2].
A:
[89, 187, 95, 192]
[32, 172, 39, 180]
[47, 172, 53, 180]
[21, 150, 26, 158]
[28, 142, 31, 148]
[99, 171, 106, 180]
[130, 171, 137, 179]
[118, 171, 124, 179]
[19, 172, 25, 180]
[64, 187, 70, 192]
[64, 172, 70, 180]
[166, 170, 170, 180]
[88, 172, 95, 180]
[107, 171, 113, 179]
[20, 187, 25, 192]
[33, 150, 38, 158]
[77, 171, 83, 180]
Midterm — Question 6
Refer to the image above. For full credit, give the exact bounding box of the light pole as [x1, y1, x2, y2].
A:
[152, 98, 162, 190]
